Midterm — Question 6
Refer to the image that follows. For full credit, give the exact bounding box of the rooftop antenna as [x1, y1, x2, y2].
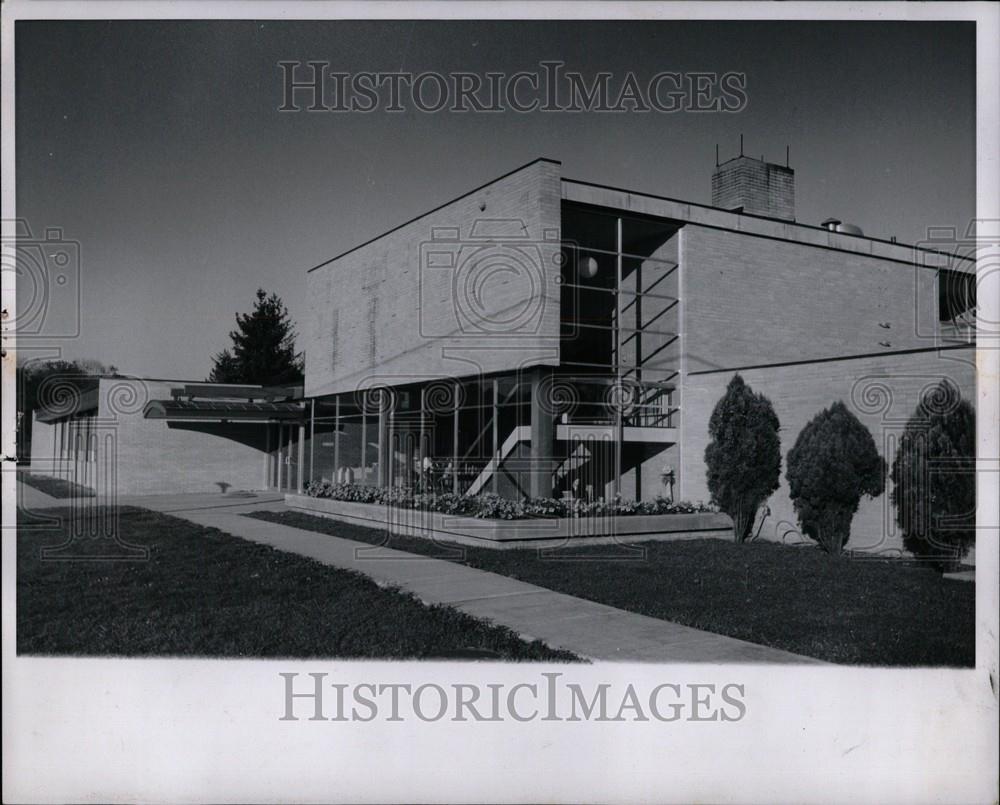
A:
[739, 134, 744, 156]
[715, 144, 719, 166]
[786, 145, 790, 167]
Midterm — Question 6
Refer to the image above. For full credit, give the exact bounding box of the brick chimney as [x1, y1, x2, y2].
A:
[712, 153, 795, 221]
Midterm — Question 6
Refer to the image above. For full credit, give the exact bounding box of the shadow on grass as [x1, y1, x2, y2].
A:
[17, 470, 95, 498]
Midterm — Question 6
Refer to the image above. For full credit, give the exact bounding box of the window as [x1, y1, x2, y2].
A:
[939, 268, 976, 322]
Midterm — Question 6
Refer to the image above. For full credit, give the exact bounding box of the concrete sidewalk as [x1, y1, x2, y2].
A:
[117, 493, 823, 664]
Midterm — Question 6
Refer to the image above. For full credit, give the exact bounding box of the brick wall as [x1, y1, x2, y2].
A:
[305, 159, 564, 398]
[29, 417, 56, 469]
[711, 157, 794, 221]
[680, 346, 976, 554]
[31, 379, 273, 496]
[681, 224, 941, 374]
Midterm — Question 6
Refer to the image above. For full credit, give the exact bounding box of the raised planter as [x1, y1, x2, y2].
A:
[285, 493, 734, 550]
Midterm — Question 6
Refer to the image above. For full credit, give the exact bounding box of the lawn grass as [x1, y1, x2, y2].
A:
[247, 510, 976, 667]
[18, 470, 95, 498]
[17, 506, 578, 661]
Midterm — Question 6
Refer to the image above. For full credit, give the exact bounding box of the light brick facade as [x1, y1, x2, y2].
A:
[680, 223, 940, 373]
[30, 378, 273, 496]
[297, 157, 976, 554]
[680, 346, 976, 553]
[711, 155, 795, 221]
[561, 169, 975, 552]
[305, 159, 563, 398]
[29, 157, 976, 555]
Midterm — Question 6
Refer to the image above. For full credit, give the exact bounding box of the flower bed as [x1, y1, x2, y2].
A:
[304, 481, 714, 521]
[287, 492, 733, 549]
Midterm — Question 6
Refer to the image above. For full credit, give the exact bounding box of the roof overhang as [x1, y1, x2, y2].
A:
[35, 387, 101, 423]
[168, 383, 302, 401]
[143, 399, 306, 422]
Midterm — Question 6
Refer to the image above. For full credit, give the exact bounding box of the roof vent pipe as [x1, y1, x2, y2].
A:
[820, 218, 865, 236]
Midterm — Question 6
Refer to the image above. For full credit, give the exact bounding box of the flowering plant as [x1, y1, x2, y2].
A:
[304, 481, 715, 521]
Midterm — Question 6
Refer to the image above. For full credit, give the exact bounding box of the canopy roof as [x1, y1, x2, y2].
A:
[143, 399, 305, 422]
[169, 384, 302, 401]
[35, 388, 100, 423]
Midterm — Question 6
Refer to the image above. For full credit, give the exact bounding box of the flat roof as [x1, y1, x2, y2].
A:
[307, 157, 562, 272]
[33, 378, 305, 419]
[143, 399, 306, 422]
[94, 375, 265, 386]
[35, 388, 100, 423]
[561, 177, 974, 269]
[306, 157, 974, 274]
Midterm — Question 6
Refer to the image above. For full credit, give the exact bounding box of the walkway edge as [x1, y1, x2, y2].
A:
[116, 495, 826, 665]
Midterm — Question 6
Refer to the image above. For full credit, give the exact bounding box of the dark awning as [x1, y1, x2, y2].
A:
[36, 388, 101, 423]
[143, 399, 306, 422]
[168, 383, 302, 401]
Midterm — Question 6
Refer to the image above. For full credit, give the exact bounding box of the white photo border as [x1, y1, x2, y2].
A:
[2, 3, 997, 803]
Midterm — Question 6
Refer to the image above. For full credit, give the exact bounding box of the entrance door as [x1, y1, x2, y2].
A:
[285, 423, 299, 492]
[267, 423, 299, 492]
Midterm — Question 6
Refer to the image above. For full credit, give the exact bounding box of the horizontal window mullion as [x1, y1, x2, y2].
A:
[562, 243, 679, 270]
[560, 282, 678, 303]
[561, 321, 678, 337]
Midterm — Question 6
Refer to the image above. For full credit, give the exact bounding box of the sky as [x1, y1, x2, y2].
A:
[15, 20, 976, 380]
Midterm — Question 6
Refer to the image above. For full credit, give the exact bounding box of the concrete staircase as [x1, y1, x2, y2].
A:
[463, 426, 530, 497]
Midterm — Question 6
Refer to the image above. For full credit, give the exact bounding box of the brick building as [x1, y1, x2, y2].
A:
[30, 377, 307, 496]
[301, 155, 976, 554]
[28, 154, 976, 553]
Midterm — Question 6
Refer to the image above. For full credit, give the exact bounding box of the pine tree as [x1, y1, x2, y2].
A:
[890, 381, 975, 568]
[207, 349, 240, 384]
[704, 375, 782, 542]
[786, 401, 884, 555]
[208, 289, 303, 386]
